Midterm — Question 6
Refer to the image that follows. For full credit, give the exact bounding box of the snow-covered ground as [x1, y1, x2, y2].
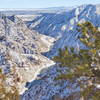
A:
[25, 4, 100, 58]
[0, 4, 100, 100]
[0, 14, 55, 94]
[21, 4, 100, 100]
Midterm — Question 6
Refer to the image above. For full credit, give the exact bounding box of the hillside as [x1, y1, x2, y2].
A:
[0, 4, 100, 100]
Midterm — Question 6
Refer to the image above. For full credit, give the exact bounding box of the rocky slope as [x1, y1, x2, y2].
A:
[0, 14, 55, 94]
[21, 4, 100, 100]
[27, 4, 100, 57]
[21, 65, 80, 100]
[0, 4, 100, 100]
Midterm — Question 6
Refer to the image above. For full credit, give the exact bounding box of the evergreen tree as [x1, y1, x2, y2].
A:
[53, 22, 100, 100]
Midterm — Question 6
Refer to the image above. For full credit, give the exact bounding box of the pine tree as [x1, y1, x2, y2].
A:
[53, 21, 100, 100]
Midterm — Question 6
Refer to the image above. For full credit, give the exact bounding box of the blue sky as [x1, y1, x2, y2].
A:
[0, 0, 100, 9]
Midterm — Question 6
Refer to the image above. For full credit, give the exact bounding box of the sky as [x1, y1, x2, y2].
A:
[0, 0, 100, 9]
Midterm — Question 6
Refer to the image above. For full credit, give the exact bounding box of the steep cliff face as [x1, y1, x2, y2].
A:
[0, 15, 55, 94]
[27, 4, 100, 57]
[28, 4, 100, 37]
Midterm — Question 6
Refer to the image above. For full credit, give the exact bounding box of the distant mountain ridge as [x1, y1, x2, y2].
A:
[0, 6, 74, 15]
